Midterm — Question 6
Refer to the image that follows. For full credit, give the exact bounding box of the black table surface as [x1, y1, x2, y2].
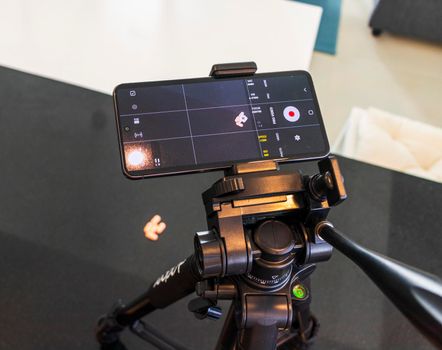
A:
[0, 66, 441, 350]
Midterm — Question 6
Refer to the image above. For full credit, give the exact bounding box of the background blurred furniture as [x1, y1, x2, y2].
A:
[369, 0, 442, 43]
[294, 0, 342, 54]
[0, 0, 322, 94]
[333, 107, 442, 183]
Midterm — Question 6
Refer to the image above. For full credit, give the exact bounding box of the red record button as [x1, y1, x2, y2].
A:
[283, 106, 300, 122]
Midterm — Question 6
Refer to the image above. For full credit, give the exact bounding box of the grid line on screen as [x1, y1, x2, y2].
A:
[119, 98, 314, 117]
[122, 123, 321, 145]
[244, 79, 263, 157]
[181, 84, 198, 164]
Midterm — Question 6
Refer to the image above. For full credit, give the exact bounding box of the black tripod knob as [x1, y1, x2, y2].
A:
[254, 220, 295, 261]
[246, 220, 296, 289]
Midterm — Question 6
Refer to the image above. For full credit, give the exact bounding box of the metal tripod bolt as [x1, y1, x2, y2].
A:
[188, 297, 222, 320]
[206, 306, 222, 320]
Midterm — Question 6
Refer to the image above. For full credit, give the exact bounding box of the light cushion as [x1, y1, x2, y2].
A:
[333, 107, 442, 183]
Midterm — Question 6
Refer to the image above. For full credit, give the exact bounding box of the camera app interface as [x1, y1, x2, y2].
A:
[115, 73, 328, 175]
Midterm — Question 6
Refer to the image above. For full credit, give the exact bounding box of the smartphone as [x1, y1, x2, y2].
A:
[113, 70, 329, 178]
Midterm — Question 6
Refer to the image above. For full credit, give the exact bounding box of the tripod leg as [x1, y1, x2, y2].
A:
[240, 324, 279, 350]
[215, 302, 238, 350]
[236, 294, 290, 350]
[96, 254, 202, 346]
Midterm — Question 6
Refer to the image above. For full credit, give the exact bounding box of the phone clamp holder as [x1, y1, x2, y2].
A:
[209, 61, 257, 78]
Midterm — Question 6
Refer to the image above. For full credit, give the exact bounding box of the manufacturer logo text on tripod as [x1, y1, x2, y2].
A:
[153, 260, 186, 287]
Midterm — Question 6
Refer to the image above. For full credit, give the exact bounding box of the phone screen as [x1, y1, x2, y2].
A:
[113, 71, 329, 178]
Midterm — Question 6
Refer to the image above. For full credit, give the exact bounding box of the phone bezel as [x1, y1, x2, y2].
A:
[113, 70, 329, 179]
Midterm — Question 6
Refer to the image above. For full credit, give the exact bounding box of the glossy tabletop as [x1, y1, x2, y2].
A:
[0, 66, 441, 350]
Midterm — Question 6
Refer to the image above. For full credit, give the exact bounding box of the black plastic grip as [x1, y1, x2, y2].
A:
[318, 222, 442, 348]
[115, 255, 202, 326]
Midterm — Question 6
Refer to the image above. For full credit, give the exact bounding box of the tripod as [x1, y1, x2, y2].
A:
[97, 63, 442, 349]
[96, 156, 347, 350]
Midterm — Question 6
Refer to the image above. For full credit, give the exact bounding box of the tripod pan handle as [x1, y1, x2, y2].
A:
[317, 222, 442, 348]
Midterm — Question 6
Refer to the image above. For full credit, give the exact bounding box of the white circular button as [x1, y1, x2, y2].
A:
[283, 106, 300, 122]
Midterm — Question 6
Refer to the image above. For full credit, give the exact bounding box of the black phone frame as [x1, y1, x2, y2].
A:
[113, 70, 329, 179]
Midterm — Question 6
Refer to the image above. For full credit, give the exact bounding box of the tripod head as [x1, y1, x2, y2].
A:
[195, 156, 345, 284]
